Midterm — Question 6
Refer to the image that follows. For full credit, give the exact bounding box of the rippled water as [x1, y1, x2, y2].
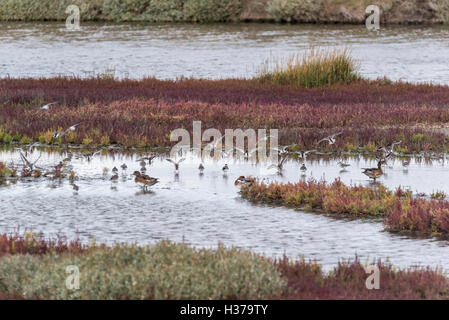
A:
[1, 148, 449, 271]
[1, 22, 449, 84]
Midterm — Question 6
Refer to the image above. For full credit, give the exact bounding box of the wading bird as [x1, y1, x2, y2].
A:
[267, 154, 288, 173]
[234, 176, 255, 187]
[295, 149, 316, 159]
[19, 150, 41, 171]
[317, 132, 343, 146]
[198, 163, 204, 172]
[166, 158, 185, 171]
[137, 155, 157, 166]
[402, 159, 410, 168]
[81, 150, 101, 161]
[338, 161, 350, 169]
[362, 159, 386, 182]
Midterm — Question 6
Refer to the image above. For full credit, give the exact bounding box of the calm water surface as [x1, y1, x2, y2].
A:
[1, 148, 449, 271]
[1, 22, 449, 84]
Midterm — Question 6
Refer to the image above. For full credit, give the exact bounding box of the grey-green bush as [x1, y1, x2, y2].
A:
[0, 241, 286, 299]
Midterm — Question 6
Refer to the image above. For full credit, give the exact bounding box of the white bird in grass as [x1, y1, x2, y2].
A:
[166, 158, 185, 171]
[53, 122, 84, 139]
[35, 102, 58, 115]
[317, 132, 343, 145]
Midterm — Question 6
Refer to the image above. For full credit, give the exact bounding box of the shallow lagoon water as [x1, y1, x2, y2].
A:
[1, 23, 449, 84]
[1, 148, 449, 272]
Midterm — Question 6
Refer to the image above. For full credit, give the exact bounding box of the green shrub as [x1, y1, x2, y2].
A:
[268, 0, 320, 22]
[0, 242, 286, 299]
[2, 133, 12, 144]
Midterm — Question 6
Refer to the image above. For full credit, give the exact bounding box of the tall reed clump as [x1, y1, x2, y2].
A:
[257, 47, 360, 87]
[0, 241, 286, 300]
[240, 179, 449, 237]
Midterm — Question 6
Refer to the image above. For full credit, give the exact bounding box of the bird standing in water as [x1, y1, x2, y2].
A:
[133, 171, 159, 190]
[53, 122, 84, 140]
[166, 158, 185, 171]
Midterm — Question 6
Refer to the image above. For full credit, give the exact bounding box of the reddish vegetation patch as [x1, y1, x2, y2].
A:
[0, 232, 90, 257]
[241, 179, 449, 237]
[386, 199, 449, 235]
[0, 77, 448, 151]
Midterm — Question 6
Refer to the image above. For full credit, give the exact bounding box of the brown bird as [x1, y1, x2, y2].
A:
[234, 176, 255, 187]
[110, 173, 119, 181]
[133, 171, 159, 190]
[362, 159, 386, 182]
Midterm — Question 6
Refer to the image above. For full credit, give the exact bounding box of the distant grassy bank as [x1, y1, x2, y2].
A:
[0, 0, 448, 24]
[0, 232, 448, 299]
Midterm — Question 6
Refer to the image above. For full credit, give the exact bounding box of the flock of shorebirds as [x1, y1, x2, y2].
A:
[7, 102, 435, 191]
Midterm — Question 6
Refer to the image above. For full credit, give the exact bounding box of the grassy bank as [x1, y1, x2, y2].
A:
[0, 0, 448, 24]
[240, 179, 449, 237]
[0, 232, 448, 299]
[0, 76, 448, 152]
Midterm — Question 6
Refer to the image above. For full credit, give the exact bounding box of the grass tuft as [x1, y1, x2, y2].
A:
[256, 47, 360, 87]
